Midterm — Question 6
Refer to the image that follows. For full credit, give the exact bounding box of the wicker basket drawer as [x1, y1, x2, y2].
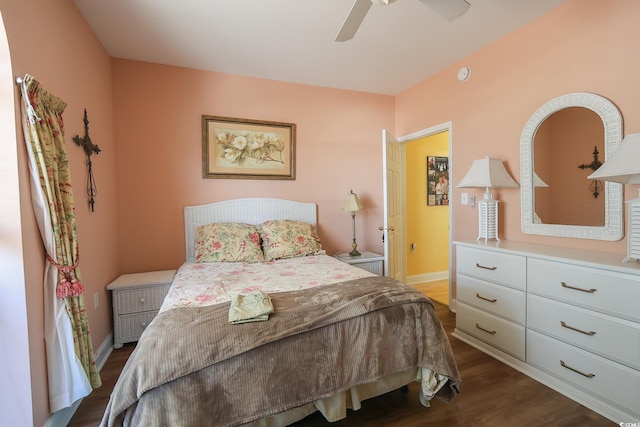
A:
[115, 284, 170, 315]
[115, 311, 159, 344]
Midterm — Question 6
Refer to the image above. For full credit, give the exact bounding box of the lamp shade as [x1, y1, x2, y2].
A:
[456, 157, 520, 189]
[588, 133, 640, 184]
[343, 190, 363, 212]
[533, 171, 549, 188]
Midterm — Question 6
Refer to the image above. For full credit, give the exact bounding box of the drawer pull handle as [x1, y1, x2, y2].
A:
[560, 321, 596, 336]
[139, 297, 145, 304]
[476, 293, 497, 303]
[475, 263, 497, 271]
[561, 282, 597, 293]
[560, 360, 595, 378]
[475, 323, 496, 335]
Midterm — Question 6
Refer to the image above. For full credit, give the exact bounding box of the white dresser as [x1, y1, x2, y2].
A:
[453, 241, 640, 423]
[107, 270, 176, 349]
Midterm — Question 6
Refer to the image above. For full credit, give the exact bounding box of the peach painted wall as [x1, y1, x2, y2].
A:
[0, 0, 119, 424]
[396, 0, 640, 256]
[111, 60, 392, 273]
[406, 132, 449, 276]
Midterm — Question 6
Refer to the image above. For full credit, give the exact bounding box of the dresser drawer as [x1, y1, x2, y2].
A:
[457, 274, 525, 325]
[456, 302, 525, 360]
[527, 330, 640, 417]
[115, 311, 159, 343]
[528, 258, 640, 322]
[456, 246, 526, 290]
[115, 284, 170, 315]
[528, 294, 640, 370]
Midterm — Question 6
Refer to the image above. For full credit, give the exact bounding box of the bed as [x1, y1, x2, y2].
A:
[101, 198, 461, 426]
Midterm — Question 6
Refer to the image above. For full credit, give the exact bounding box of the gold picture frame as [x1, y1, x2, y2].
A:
[202, 115, 296, 180]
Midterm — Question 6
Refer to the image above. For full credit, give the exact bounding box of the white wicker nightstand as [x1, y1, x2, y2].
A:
[107, 269, 176, 349]
[334, 251, 384, 275]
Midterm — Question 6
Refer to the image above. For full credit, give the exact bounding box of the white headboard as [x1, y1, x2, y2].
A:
[184, 198, 317, 262]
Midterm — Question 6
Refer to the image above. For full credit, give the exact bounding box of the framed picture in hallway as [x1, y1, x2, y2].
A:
[202, 115, 296, 180]
[427, 156, 449, 206]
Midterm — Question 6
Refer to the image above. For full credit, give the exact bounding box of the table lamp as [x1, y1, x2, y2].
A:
[588, 133, 640, 262]
[343, 189, 364, 256]
[456, 157, 519, 241]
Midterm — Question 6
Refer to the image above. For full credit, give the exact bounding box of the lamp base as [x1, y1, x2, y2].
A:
[349, 241, 361, 257]
[624, 197, 640, 262]
[477, 198, 500, 241]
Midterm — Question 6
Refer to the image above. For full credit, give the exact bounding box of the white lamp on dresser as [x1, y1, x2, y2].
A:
[456, 156, 520, 241]
[588, 132, 640, 262]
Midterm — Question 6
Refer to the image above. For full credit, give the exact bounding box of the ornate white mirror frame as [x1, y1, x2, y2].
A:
[520, 92, 624, 240]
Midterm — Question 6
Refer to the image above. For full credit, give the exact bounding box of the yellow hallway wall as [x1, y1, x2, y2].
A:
[406, 132, 449, 277]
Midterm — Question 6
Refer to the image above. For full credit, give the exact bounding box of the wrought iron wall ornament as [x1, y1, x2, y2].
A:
[578, 146, 603, 198]
[73, 109, 100, 211]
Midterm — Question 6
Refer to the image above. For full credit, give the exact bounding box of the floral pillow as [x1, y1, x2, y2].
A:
[194, 222, 265, 263]
[259, 219, 325, 261]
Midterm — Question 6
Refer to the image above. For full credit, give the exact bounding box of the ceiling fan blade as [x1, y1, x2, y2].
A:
[335, 0, 373, 42]
[419, 0, 471, 21]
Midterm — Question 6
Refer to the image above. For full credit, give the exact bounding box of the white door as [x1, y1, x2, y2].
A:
[382, 130, 406, 281]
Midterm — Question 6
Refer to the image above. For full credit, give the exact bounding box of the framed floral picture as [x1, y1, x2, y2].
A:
[427, 156, 449, 206]
[202, 115, 296, 180]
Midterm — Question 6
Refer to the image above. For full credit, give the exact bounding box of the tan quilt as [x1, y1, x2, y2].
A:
[101, 275, 460, 427]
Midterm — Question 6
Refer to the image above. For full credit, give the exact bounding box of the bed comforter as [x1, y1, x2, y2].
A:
[101, 275, 460, 427]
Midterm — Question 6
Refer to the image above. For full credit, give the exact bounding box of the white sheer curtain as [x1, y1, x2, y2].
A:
[20, 75, 98, 412]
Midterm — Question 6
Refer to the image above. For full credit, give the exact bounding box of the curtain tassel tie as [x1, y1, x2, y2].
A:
[46, 252, 85, 298]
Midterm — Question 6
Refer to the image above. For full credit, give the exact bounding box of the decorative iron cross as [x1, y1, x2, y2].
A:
[577, 145, 602, 198]
[73, 109, 101, 211]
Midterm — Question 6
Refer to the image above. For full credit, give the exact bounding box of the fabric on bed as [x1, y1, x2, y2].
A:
[228, 290, 274, 324]
[101, 276, 461, 427]
[241, 368, 420, 427]
[195, 222, 265, 263]
[259, 219, 325, 261]
[161, 254, 374, 312]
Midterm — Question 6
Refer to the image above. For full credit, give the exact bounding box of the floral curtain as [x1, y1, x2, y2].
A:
[19, 74, 101, 412]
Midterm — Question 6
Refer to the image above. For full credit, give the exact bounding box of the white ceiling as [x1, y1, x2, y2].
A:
[74, 0, 567, 96]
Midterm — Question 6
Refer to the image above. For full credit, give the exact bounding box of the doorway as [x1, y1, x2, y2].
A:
[395, 122, 453, 307]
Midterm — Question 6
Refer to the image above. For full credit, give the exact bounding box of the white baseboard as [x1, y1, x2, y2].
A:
[95, 332, 114, 371]
[406, 270, 448, 285]
[44, 332, 113, 427]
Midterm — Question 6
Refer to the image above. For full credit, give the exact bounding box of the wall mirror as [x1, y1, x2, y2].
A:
[520, 92, 624, 240]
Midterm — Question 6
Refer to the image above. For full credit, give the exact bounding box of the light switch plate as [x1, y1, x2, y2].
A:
[461, 193, 468, 205]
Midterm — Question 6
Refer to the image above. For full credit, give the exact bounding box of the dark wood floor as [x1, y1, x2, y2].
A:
[69, 302, 613, 426]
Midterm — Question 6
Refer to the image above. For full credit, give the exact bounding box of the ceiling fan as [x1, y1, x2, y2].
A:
[335, 0, 471, 42]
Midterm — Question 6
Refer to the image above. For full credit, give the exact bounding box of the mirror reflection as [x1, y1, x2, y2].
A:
[520, 92, 623, 241]
[534, 107, 605, 226]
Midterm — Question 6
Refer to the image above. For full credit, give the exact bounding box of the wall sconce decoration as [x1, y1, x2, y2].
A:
[456, 156, 519, 241]
[588, 133, 640, 262]
[73, 109, 101, 212]
[578, 146, 603, 198]
[343, 189, 364, 256]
